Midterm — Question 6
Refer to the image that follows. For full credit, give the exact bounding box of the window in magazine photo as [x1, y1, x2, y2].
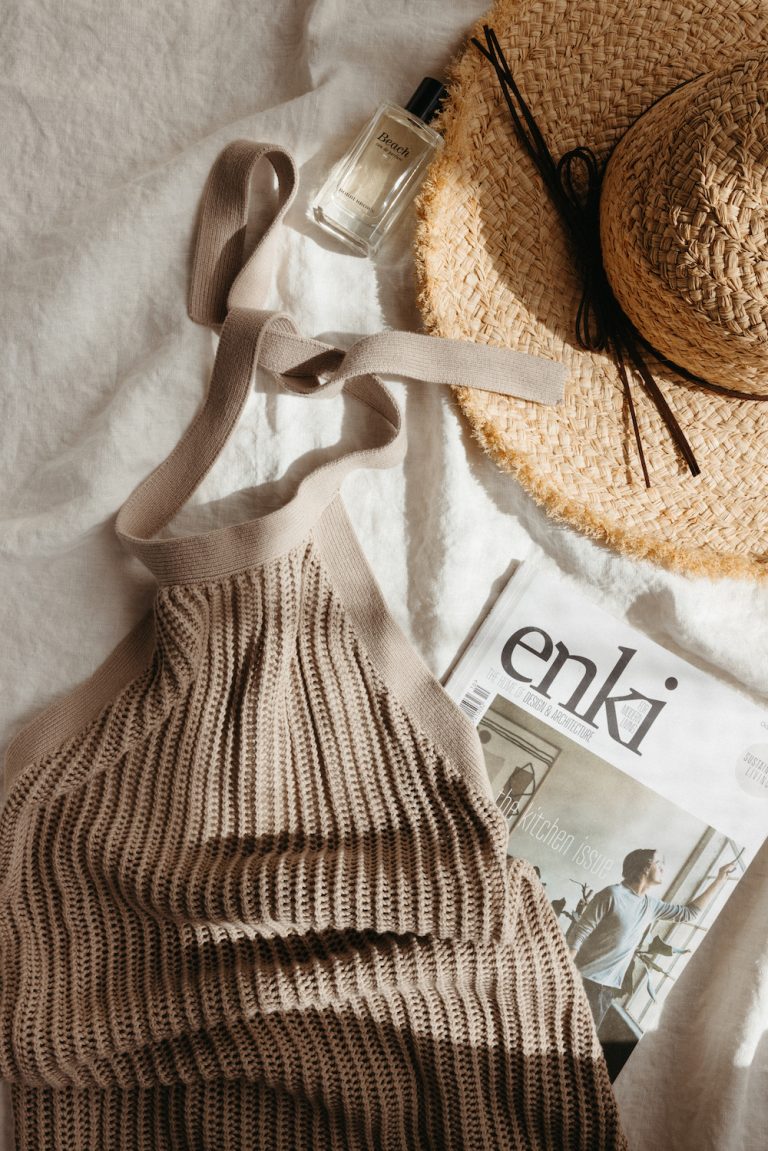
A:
[478, 694, 745, 1076]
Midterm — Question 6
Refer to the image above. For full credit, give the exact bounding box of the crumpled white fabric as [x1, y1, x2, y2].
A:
[1, 2, 767, 1148]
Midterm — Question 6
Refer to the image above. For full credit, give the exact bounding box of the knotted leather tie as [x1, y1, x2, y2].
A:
[474, 25, 768, 486]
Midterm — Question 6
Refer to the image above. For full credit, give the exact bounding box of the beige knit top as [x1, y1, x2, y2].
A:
[0, 142, 625, 1150]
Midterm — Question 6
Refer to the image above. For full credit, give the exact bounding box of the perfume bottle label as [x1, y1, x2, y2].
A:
[375, 131, 410, 159]
[336, 113, 430, 219]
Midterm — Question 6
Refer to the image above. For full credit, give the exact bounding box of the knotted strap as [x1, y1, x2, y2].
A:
[188, 139, 566, 402]
[117, 140, 565, 581]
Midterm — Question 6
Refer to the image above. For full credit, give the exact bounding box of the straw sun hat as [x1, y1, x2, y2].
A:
[414, 0, 768, 579]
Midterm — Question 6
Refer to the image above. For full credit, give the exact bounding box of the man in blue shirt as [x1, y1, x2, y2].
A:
[567, 847, 737, 1030]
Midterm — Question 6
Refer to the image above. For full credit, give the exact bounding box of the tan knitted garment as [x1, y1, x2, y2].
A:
[0, 143, 626, 1150]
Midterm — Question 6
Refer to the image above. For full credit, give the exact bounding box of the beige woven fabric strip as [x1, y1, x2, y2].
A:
[258, 323, 566, 402]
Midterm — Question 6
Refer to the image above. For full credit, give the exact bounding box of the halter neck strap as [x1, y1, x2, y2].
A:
[116, 140, 565, 583]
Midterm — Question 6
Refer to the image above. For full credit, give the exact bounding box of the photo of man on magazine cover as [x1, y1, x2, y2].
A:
[476, 693, 744, 1071]
[567, 847, 738, 1031]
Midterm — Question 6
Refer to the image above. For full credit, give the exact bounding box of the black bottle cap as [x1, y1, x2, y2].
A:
[404, 77, 447, 124]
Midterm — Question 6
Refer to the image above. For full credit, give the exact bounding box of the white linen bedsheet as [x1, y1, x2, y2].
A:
[2, 2, 767, 1147]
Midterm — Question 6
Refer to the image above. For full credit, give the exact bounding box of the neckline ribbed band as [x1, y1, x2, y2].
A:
[115, 307, 406, 583]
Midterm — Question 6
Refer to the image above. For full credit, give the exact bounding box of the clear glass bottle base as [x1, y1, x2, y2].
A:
[311, 203, 379, 257]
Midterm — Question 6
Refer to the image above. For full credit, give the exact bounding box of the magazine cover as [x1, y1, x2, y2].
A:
[445, 560, 768, 1079]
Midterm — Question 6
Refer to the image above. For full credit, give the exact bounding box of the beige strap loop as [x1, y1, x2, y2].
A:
[187, 141, 298, 327]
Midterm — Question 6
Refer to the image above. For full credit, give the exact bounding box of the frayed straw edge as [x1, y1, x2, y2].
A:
[457, 385, 768, 582]
[413, 9, 488, 338]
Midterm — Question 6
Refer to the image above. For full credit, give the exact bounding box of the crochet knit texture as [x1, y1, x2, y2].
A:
[0, 141, 626, 1150]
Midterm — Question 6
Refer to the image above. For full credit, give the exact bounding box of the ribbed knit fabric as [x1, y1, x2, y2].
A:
[0, 142, 626, 1150]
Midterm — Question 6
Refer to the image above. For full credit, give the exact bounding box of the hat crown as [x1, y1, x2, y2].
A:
[600, 55, 768, 391]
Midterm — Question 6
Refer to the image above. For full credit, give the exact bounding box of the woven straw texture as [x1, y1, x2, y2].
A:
[601, 56, 768, 392]
[414, 0, 768, 579]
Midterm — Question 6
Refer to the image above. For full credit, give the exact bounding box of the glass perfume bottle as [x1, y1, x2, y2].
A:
[312, 77, 446, 256]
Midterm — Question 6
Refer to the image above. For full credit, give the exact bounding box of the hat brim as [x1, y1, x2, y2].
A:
[414, 0, 768, 579]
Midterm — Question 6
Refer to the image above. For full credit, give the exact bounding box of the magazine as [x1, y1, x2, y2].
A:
[445, 560, 768, 1080]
